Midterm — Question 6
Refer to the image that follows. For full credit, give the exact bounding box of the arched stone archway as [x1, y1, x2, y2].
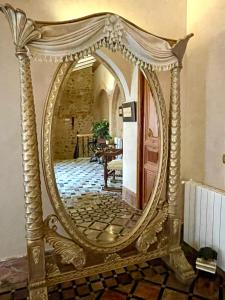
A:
[94, 89, 109, 122]
[95, 50, 129, 102]
[110, 84, 124, 138]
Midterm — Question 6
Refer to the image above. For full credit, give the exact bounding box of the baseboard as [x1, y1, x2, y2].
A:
[0, 254, 26, 263]
[122, 186, 137, 208]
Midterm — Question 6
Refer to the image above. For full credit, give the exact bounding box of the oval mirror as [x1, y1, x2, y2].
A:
[43, 48, 167, 251]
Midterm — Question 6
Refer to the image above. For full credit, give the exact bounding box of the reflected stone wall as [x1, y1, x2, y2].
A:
[53, 67, 94, 159]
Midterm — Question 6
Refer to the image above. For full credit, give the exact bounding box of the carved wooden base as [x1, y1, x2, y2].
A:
[163, 247, 196, 284]
[46, 248, 168, 286]
[44, 215, 86, 270]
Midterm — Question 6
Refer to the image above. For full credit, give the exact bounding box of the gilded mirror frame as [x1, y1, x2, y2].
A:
[42, 54, 168, 253]
[0, 4, 195, 299]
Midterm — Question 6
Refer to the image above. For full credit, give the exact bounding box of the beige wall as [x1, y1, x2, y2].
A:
[113, 88, 123, 138]
[184, 0, 225, 190]
[93, 63, 115, 123]
[0, 0, 187, 259]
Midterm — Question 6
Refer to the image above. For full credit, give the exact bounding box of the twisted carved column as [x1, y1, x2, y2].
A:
[168, 66, 181, 218]
[164, 66, 195, 283]
[167, 66, 183, 248]
[17, 50, 47, 300]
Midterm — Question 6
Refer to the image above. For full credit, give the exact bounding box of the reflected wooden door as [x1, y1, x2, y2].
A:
[138, 72, 159, 210]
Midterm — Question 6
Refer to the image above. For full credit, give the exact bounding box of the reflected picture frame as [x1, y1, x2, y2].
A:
[122, 101, 136, 122]
[118, 106, 123, 117]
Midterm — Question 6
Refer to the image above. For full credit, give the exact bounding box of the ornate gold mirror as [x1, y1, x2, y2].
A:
[43, 49, 166, 250]
[0, 4, 194, 299]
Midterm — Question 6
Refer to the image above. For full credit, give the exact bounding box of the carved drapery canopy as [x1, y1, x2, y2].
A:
[0, 3, 193, 70]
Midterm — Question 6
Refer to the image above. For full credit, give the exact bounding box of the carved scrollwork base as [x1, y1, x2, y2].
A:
[164, 247, 195, 284]
[104, 253, 121, 263]
[136, 203, 168, 253]
[44, 215, 86, 270]
[46, 262, 61, 277]
[29, 286, 48, 300]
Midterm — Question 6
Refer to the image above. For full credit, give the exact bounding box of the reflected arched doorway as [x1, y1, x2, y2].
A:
[94, 89, 109, 122]
[110, 84, 124, 138]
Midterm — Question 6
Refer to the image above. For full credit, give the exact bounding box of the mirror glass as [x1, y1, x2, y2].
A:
[51, 49, 160, 244]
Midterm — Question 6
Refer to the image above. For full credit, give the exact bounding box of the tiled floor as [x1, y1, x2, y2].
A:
[54, 158, 122, 205]
[0, 257, 224, 299]
[54, 159, 141, 243]
[68, 193, 141, 243]
[47, 260, 224, 300]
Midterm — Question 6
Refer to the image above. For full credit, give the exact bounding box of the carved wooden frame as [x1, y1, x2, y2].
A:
[0, 4, 194, 299]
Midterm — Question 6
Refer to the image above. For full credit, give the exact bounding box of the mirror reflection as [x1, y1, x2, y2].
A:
[52, 50, 160, 244]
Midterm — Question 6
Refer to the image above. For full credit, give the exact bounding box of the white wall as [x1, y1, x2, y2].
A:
[0, 21, 25, 258]
[184, 0, 225, 190]
[0, 0, 187, 259]
[123, 67, 139, 193]
[0, 16, 56, 259]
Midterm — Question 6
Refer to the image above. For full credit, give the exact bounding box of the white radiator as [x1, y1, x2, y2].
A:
[183, 180, 225, 271]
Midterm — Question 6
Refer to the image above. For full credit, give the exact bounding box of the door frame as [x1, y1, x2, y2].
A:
[136, 70, 145, 209]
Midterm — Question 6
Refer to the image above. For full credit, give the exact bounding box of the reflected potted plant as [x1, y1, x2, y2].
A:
[91, 120, 111, 144]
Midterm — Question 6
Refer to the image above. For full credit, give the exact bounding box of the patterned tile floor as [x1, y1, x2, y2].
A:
[54, 158, 122, 206]
[69, 194, 141, 243]
[54, 159, 141, 243]
[0, 257, 224, 299]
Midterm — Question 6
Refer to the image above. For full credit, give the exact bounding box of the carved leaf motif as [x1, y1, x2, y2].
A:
[103, 14, 124, 46]
[104, 253, 121, 263]
[0, 4, 41, 49]
[167, 67, 181, 217]
[44, 215, 86, 270]
[17, 46, 44, 240]
[30, 287, 48, 300]
[32, 246, 41, 265]
[46, 262, 60, 277]
[136, 204, 168, 253]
